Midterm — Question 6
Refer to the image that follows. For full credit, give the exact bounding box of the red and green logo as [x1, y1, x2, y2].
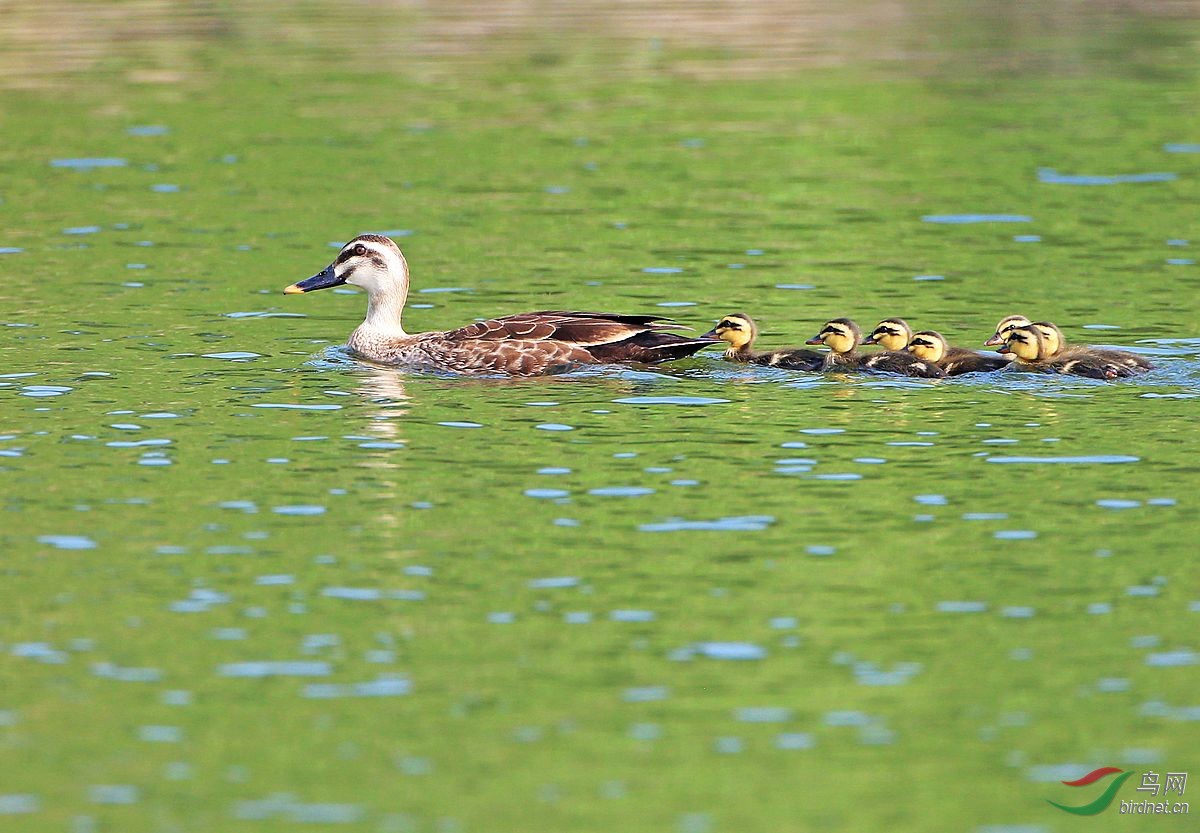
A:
[1047, 767, 1134, 815]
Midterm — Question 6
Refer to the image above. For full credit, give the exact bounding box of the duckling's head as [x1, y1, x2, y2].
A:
[805, 318, 861, 355]
[907, 330, 948, 363]
[701, 313, 758, 352]
[984, 314, 1032, 347]
[285, 234, 409, 296]
[998, 324, 1047, 361]
[1030, 321, 1064, 356]
[863, 318, 912, 351]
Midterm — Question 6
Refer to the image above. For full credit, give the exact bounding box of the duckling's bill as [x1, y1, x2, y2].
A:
[284, 264, 345, 294]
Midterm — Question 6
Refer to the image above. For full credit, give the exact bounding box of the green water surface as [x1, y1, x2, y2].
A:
[1, 6, 1198, 832]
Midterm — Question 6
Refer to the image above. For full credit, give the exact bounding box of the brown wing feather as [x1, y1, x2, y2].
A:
[445, 311, 681, 346]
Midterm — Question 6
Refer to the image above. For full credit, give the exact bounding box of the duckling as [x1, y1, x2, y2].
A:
[805, 318, 945, 377]
[984, 314, 1032, 347]
[1032, 321, 1153, 373]
[862, 318, 914, 351]
[284, 235, 718, 376]
[986, 315, 1153, 373]
[906, 330, 1012, 375]
[998, 325, 1121, 379]
[701, 313, 827, 371]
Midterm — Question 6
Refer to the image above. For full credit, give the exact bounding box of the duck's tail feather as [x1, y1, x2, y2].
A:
[588, 332, 719, 364]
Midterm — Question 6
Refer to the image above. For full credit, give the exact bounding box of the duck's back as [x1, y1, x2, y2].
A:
[939, 346, 1011, 375]
[861, 350, 945, 378]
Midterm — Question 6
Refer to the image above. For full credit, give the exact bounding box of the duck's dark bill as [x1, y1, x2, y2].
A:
[804, 336, 823, 345]
[700, 328, 719, 339]
[284, 265, 344, 294]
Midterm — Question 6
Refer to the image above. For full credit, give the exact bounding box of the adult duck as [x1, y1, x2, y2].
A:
[284, 235, 717, 375]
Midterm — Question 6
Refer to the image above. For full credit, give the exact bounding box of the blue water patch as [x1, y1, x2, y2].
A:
[232, 795, 364, 823]
[51, 157, 128, 169]
[0, 247, 23, 255]
[127, 124, 169, 136]
[321, 587, 424, 601]
[138, 725, 182, 743]
[774, 732, 816, 750]
[589, 486, 654, 497]
[1038, 167, 1176, 185]
[609, 610, 656, 622]
[272, 505, 326, 516]
[0, 795, 40, 814]
[639, 515, 774, 532]
[525, 488, 569, 499]
[613, 396, 729, 406]
[1163, 143, 1200, 153]
[1013, 234, 1041, 242]
[913, 274, 944, 281]
[684, 642, 767, 661]
[641, 267, 684, 274]
[986, 454, 1138, 464]
[438, 421, 483, 428]
[535, 423, 574, 431]
[151, 183, 180, 193]
[734, 707, 792, 722]
[37, 534, 96, 550]
[303, 676, 411, 699]
[63, 225, 101, 235]
[937, 601, 988, 613]
[217, 661, 331, 678]
[922, 214, 1032, 223]
[622, 686, 669, 703]
[528, 576, 580, 589]
[88, 785, 140, 804]
[1145, 650, 1196, 667]
[1098, 499, 1141, 509]
[252, 403, 341, 411]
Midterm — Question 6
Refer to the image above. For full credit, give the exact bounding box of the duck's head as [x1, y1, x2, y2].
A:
[701, 313, 758, 352]
[907, 330, 948, 363]
[805, 318, 861, 354]
[1030, 321, 1064, 356]
[998, 324, 1047, 361]
[984, 314, 1031, 347]
[863, 318, 912, 351]
[285, 234, 408, 296]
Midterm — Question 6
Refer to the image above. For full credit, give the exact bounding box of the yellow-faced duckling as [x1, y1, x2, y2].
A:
[999, 325, 1122, 379]
[984, 314, 1032, 347]
[284, 235, 717, 376]
[1032, 321, 1153, 374]
[701, 313, 828, 371]
[863, 318, 914, 351]
[806, 318, 944, 377]
[906, 330, 1012, 375]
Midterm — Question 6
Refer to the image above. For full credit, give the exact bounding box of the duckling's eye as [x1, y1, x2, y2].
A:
[353, 244, 367, 257]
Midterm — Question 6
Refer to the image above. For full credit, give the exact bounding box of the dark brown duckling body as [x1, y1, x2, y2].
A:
[1032, 321, 1152, 374]
[1000, 325, 1123, 379]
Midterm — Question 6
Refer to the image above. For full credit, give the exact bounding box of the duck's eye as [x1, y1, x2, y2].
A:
[353, 244, 367, 257]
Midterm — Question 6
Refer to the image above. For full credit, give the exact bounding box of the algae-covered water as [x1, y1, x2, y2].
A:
[1, 4, 1198, 832]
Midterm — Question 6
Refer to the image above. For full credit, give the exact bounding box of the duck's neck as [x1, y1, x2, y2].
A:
[362, 289, 408, 334]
